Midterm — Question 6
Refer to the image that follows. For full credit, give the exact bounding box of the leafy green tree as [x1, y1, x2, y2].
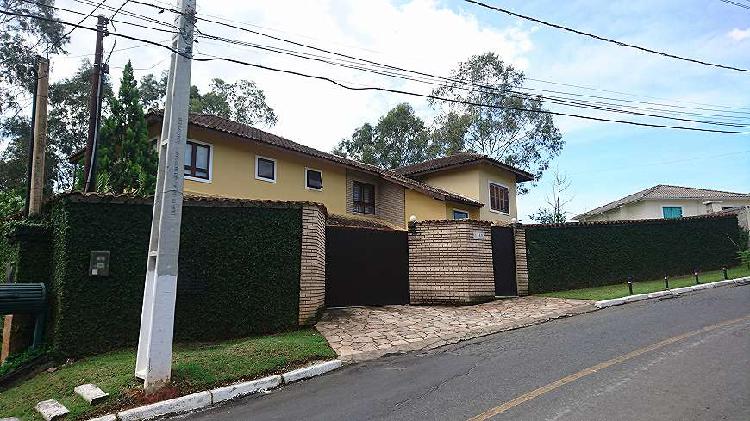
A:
[139, 71, 167, 111]
[0, 0, 67, 118]
[431, 52, 563, 191]
[334, 103, 436, 169]
[97, 61, 157, 194]
[189, 78, 277, 127]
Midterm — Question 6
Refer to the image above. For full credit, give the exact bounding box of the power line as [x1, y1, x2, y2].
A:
[3, 9, 748, 135]
[25, 0, 750, 122]
[45, 0, 108, 53]
[462, 0, 748, 73]
[717, 0, 750, 9]
[194, 35, 750, 128]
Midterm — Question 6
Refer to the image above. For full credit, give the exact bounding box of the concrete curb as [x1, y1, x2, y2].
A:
[87, 360, 342, 421]
[594, 276, 750, 309]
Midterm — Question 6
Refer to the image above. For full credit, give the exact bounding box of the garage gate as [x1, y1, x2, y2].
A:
[325, 226, 409, 307]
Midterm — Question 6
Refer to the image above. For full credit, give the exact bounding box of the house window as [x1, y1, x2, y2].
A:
[255, 156, 276, 182]
[663, 206, 683, 219]
[352, 181, 375, 214]
[305, 168, 323, 190]
[489, 182, 509, 213]
[453, 210, 469, 220]
[184, 141, 210, 181]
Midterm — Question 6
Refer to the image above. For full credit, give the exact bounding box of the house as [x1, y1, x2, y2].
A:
[71, 113, 533, 228]
[573, 184, 750, 222]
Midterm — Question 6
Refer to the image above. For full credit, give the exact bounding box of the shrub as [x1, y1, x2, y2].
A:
[48, 196, 303, 356]
[526, 216, 741, 293]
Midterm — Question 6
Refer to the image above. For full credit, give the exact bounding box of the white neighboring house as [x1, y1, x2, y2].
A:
[573, 184, 750, 222]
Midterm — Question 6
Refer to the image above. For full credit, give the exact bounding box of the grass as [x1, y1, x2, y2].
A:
[0, 329, 335, 420]
[540, 265, 750, 301]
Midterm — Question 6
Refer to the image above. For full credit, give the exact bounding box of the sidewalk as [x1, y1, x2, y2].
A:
[316, 296, 594, 362]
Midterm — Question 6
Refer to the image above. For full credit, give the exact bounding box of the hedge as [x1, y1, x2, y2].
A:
[48, 197, 303, 356]
[526, 215, 741, 293]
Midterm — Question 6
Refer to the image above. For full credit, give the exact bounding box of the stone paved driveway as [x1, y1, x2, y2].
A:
[316, 296, 594, 362]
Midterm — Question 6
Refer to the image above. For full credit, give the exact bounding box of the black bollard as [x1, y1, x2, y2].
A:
[694, 268, 700, 285]
[664, 274, 669, 289]
[722, 267, 728, 280]
[627, 276, 634, 295]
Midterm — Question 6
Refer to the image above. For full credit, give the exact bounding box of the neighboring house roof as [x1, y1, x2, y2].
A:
[68, 113, 483, 207]
[393, 152, 535, 183]
[573, 184, 750, 220]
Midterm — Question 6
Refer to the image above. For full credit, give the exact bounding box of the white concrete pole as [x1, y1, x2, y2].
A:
[135, 0, 195, 393]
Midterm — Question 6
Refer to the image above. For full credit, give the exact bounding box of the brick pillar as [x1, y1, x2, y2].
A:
[408, 220, 494, 304]
[298, 204, 326, 325]
[514, 226, 529, 296]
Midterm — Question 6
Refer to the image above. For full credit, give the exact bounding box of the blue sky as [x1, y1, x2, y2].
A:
[449, 0, 750, 219]
[41, 0, 750, 218]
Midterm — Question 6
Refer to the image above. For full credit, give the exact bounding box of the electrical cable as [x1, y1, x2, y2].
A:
[3, 8, 747, 135]
[462, 0, 748, 72]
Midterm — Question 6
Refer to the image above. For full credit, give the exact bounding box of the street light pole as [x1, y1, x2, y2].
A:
[135, 0, 195, 393]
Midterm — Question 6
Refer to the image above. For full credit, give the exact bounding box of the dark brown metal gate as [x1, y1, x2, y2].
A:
[325, 226, 409, 307]
[491, 226, 517, 296]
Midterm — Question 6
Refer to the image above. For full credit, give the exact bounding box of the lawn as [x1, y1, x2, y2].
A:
[539, 266, 750, 301]
[0, 329, 335, 420]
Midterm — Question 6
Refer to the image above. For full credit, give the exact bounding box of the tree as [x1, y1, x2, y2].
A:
[97, 61, 157, 195]
[0, 0, 68, 207]
[334, 103, 436, 169]
[139, 71, 167, 112]
[431, 52, 563, 192]
[190, 78, 277, 127]
[528, 169, 573, 224]
[0, 0, 67, 118]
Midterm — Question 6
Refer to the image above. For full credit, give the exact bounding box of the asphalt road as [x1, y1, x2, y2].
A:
[179, 284, 750, 421]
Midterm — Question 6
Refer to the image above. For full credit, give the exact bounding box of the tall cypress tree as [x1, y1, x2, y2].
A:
[98, 61, 157, 194]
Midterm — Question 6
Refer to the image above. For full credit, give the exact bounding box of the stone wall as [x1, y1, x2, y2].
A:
[346, 169, 405, 228]
[513, 226, 529, 296]
[408, 220, 494, 304]
[298, 204, 326, 325]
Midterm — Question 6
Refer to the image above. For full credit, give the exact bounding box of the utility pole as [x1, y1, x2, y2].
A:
[135, 0, 195, 393]
[23, 60, 39, 216]
[28, 57, 49, 216]
[83, 15, 109, 193]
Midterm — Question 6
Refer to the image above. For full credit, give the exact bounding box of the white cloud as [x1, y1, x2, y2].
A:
[49, 0, 533, 153]
[728, 28, 750, 41]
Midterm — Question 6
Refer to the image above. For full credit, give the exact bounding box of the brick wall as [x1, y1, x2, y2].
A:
[513, 226, 529, 296]
[408, 220, 494, 304]
[346, 169, 405, 228]
[298, 204, 326, 325]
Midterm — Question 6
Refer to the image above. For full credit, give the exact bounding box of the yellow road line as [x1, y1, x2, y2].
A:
[467, 315, 750, 421]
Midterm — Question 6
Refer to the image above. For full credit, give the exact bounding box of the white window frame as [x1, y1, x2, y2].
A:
[184, 139, 213, 184]
[488, 180, 510, 215]
[304, 167, 323, 191]
[452, 209, 470, 220]
[661, 205, 683, 219]
[255, 155, 277, 183]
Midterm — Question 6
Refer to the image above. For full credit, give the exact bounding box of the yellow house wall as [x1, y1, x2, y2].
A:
[171, 126, 348, 215]
[404, 189, 449, 221]
[421, 167, 481, 200]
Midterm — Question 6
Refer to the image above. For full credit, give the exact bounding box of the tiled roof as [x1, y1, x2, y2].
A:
[573, 184, 750, 220]
[393, 152, 534, 182]
[326, 213, 404, 231]
[145, 112, 483, 207]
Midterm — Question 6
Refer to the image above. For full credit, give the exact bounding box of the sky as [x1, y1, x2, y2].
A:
[38, 0, 750, 220]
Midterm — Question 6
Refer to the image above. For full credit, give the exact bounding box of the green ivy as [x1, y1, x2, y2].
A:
[48, 198, 302, 357]
[526, 216, 742, 293]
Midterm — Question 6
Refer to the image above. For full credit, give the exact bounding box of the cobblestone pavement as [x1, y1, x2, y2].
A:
[316, 296, 594, 362]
